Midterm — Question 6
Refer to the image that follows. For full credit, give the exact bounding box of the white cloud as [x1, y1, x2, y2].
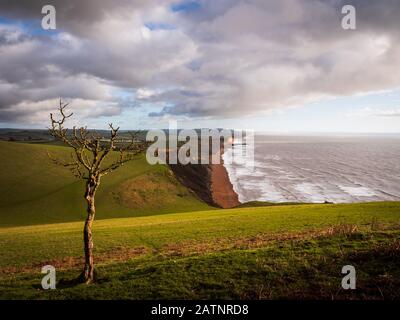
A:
[1, 0, 400, 125]
[347, 107, 400, 117]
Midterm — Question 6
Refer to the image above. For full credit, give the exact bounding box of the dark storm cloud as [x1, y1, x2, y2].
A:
[0, 0, 148, 24]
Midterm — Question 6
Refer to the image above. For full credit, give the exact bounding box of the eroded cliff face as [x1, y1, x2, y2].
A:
[209, 162, 240, 208]
[168, 162, 240, 209]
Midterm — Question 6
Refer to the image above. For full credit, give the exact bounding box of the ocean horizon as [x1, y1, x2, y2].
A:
[223, 135, 400, 204]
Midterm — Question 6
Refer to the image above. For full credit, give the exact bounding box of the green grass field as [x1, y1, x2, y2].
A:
[1, 202, 399, 299]
[0, 141, 212, 227]
[0, 141, 399, 300]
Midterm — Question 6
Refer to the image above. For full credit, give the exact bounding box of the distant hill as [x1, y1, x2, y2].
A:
[0, 141, 212, 227]
[0, 129, 52, 142]
[0, 129, 148, 143]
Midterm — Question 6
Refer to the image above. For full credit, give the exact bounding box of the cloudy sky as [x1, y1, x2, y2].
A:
[0, 0, 400, 132]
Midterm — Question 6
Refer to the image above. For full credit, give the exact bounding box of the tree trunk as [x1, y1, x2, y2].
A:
[81, 177, 99, 284]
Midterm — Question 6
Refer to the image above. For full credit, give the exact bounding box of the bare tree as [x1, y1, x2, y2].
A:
[48, 100, 146, 284]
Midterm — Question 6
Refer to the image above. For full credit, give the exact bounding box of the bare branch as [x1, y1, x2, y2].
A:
[49, 100, 78, 149]
[48, 100, 148, 180]
[47, 151, 86, 179]
[99, 136, 148, 177]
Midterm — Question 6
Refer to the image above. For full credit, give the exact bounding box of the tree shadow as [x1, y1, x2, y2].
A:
[56, 270, 110, 288]
[56, 276, 85, 289]
[31, 273, 107, 290]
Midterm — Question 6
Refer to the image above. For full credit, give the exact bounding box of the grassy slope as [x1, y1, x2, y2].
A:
[1, 202, 399, 299]
[1, 141, 399, 299]
[0, 141, 212, 227]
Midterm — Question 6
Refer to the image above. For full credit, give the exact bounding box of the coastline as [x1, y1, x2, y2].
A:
[168, 148, 240, 209]
[209, 151, 240, 208]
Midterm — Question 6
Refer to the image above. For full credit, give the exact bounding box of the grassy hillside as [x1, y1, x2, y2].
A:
[1, 202, 399, 299]
[1, 140, 399, 300]
[0, 141, 212, 227]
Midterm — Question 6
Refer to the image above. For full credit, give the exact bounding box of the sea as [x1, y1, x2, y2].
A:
[223, 135, 400, 204]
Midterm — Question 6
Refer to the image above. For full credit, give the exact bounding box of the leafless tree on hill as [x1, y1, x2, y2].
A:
[48, 100, 147, 284]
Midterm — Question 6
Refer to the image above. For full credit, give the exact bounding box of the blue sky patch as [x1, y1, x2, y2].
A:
[144, 22, 176, 31]
[171, 1, 201, 12]
[0, 16, 60, 37]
